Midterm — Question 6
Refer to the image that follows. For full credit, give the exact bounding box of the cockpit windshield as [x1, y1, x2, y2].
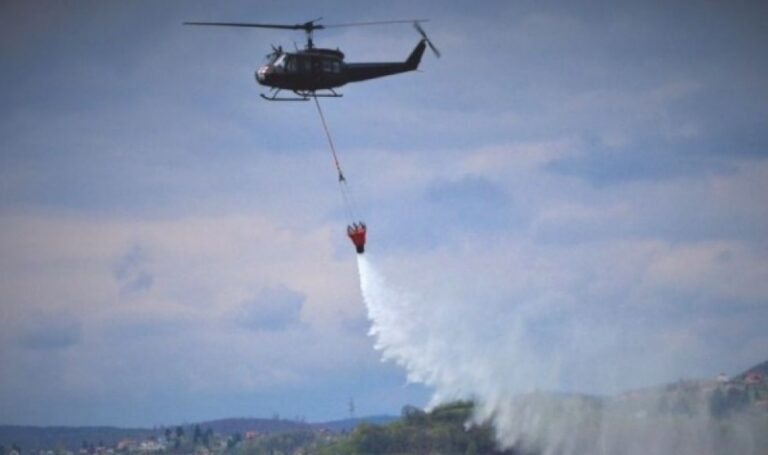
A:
[262, 53, 300, 73]
[263, 52, 282, 66]
[272, 54, 286, 68]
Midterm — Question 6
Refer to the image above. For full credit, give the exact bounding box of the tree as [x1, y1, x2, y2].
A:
[725, 387, 749, 413]
[709, 388, 728, 418]
[173, 426, 184, 449]
[350, 423, 389, 454]
[193, 424, 202, 444]
[402, 405, 427, 424]
[227, 432, 242, 449]
[203, 428, 214, 447]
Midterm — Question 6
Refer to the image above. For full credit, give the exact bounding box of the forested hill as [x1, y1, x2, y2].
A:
[738, 360, 768, 378]
[190, 418, 309, 436]
[195, 415, 396, 435]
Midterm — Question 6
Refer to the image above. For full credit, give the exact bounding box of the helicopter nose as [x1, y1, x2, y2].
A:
[256, 65, 271, 84]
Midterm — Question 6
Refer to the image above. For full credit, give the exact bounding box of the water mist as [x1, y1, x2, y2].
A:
[356, 255, 767, 455]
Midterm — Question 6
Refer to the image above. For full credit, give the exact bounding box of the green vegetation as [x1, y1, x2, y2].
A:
[709, 381, 768, 419]
[233, 430, 326, 455]
[318, 402, 515, 455]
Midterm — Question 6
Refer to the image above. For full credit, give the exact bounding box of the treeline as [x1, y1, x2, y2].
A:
[709, 385, 766, 419]
[229, 430, 323, 455]
[163, 424, 216, 450]
[317, 402, 519, 455]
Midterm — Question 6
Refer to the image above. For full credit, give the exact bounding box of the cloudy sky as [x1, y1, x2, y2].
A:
[1, 0, 767, 427]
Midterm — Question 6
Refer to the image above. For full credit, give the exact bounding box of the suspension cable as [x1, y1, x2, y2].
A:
[313, 95, 345, 183]
[312, 95, 361, 223]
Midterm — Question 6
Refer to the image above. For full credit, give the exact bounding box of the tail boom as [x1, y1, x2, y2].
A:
[343, 40, 426, 83]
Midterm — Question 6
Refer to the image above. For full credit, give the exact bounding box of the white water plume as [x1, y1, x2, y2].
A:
[356, 254, 767, 455]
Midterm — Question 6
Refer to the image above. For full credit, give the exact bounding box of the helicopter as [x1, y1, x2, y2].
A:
[184, 19, 440, 101]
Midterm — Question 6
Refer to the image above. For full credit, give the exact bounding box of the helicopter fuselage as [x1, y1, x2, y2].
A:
[255, 40, 426, 96]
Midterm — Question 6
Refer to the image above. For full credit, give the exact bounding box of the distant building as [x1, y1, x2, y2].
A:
[138, 439, 165, 452]
[745, 372, 764, 385]
[716, 372, 730, 383]
[117, 439, 137, 451]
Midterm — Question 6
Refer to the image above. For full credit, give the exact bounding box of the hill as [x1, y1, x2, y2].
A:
[0, 425, 154, 452]
[737, 359, 768, 378]
[0, 415, 397, 452]
[191, 417, 310, 436]
[312, 415, 399, 433]
[193, 415, 398, 436]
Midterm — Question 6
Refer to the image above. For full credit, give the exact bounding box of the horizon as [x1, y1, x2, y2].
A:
[0, 413, 398, 429]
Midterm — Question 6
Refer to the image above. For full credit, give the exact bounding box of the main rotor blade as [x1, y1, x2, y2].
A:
[184, 19, 428, 32]
[413, 21, 428, 38]
[323, 19, 428, 28]
[183, 21, 324, 31]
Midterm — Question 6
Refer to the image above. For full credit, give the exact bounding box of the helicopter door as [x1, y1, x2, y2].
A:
[297, 56, 311, 74]
[318, 59, 340, 73]
[285, 55, 297, 73]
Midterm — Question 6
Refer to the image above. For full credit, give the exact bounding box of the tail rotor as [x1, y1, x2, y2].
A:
[414, 21, 441, 58]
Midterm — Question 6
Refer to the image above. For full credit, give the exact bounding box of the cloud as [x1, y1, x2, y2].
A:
[0, 211, 411, 425]
[113, 244, 154, 297]
[238, 286, 305, 332]
[16, 313, 82, 350]
[425, 176, 511, 231]
[543, 142, 739, 186]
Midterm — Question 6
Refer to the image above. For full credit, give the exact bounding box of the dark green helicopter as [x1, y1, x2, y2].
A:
[184, 19, 440, 101]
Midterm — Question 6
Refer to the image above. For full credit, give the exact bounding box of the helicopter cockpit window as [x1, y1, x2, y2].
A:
[332, 61, 341, 73]
[263, 53, 279, 65]
[273, 54, 286, 69]
[322, 60, 333, 73]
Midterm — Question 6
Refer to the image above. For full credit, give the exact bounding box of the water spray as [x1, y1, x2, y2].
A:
[355, 255, 767, 455]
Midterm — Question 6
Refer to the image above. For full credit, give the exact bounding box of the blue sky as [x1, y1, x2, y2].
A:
[1, 0, 767, 426]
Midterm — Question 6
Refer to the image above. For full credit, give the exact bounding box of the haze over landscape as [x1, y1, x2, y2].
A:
[1, 1, 767, 451]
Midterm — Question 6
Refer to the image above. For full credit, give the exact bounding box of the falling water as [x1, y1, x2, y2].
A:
[356, 255, 767, 455]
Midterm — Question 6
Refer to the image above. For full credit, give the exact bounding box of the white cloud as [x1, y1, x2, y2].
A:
[0, 211, 376, 423]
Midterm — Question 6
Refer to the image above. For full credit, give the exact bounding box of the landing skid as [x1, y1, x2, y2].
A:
[260, 93, 308, 101]
[260, 88, 343, 102]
